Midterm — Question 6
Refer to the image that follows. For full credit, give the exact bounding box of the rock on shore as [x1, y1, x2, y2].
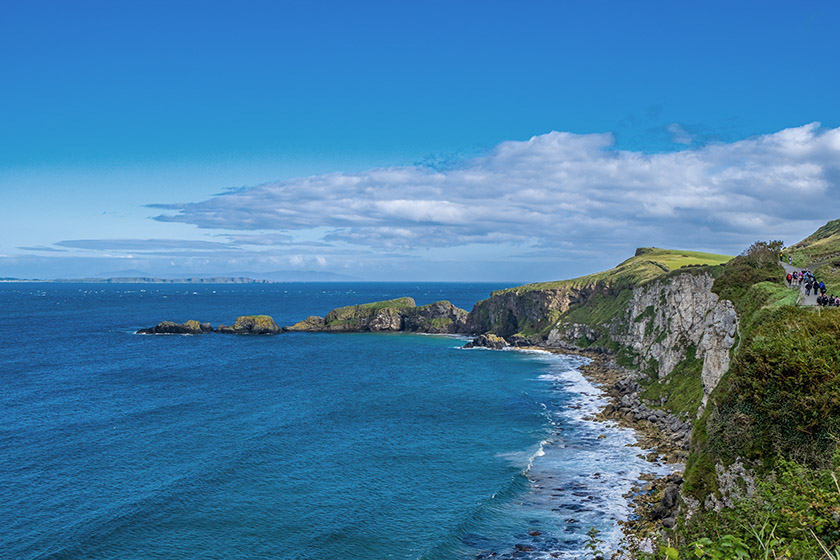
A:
[463, 333, 509, 349]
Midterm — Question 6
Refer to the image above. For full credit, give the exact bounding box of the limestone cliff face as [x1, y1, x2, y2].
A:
[610, 273, 738, 407]
[469, 270, 738, 406]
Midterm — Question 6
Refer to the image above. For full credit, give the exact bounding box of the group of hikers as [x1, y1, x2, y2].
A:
[786, 269, 840, 306]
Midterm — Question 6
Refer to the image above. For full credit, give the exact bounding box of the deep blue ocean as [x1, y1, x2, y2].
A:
[0, 283, 670, 559]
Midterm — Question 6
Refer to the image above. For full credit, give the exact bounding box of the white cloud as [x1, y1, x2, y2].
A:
[151, 123, 840, 255]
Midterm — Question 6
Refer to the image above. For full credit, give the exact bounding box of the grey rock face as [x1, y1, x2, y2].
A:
[615, 272, 738, 411]
[544, 271, 738, 412]
[704, 460, 757, 511]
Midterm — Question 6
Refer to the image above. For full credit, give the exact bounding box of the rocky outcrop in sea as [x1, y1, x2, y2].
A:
[137, 315, 281, 335]
[137, 320, 214, 335]
[285, 297, 469, 334]
[138, 298, 470, 336]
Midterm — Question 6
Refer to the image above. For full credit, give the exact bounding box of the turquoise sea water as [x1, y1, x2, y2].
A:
[0, 283, 669, 559]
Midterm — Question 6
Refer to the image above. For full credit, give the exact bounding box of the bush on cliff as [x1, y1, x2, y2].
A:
[704, 306, 840, 470]
[678, 452, 840, 558]
[711, 240, 784, 311]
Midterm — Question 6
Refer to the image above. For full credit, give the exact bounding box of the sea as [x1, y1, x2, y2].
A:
[0, 282, 672, 560]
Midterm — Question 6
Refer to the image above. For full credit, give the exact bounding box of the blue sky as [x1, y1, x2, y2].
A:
[2, 1, 840, 281]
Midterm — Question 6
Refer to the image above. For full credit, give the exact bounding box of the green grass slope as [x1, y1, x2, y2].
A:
[498, 248, 733, 295]
[787, 218, 840, 293]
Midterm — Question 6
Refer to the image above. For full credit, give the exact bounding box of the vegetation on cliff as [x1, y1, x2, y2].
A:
[673, 239, 840, 558]
[218, 315, 282, 334]
[468, 248, 732, 339]
[498, 248, 732, 295]
[138, 315, 282, 334]
[137, 319, 213, 334]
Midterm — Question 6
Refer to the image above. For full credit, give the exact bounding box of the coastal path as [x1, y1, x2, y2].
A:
[782, 262, 817, 306]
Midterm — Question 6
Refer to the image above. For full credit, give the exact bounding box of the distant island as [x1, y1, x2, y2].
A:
[0, 270, 360, 283]
[1, 276, 274, 284]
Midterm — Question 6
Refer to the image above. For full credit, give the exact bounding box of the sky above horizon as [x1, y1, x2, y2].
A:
[2, 1, 840, 281]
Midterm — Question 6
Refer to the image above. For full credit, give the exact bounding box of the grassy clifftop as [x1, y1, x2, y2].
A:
[496, 248, 733, 295]
[469, 248, 733, 340]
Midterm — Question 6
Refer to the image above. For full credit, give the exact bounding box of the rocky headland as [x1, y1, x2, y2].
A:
[285, 297, 469, 334]
[138, 298, 469, 336]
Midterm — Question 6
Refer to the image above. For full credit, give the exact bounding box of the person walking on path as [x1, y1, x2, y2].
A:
[782, 262, 818, 306]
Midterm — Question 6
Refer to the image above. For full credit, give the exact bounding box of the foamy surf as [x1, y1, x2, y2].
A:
[446, 347, 678, 560]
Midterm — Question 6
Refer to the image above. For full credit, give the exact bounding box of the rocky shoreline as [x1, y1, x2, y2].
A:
[454, 337, 686, 559]
[541, 350, 684, 527]
[485, 343, 687, 554]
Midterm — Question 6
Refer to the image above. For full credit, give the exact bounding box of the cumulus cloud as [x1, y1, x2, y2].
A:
[151, 124, 840, 254]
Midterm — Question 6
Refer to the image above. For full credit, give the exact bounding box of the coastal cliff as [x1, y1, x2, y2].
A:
[467, 249, 738, 418]
[466, 236, 840, 557]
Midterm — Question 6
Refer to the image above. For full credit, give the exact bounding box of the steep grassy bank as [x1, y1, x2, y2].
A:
[787, 217, 840, 293]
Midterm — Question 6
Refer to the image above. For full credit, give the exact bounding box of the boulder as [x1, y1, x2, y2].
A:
[464, 333, 509, 349]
